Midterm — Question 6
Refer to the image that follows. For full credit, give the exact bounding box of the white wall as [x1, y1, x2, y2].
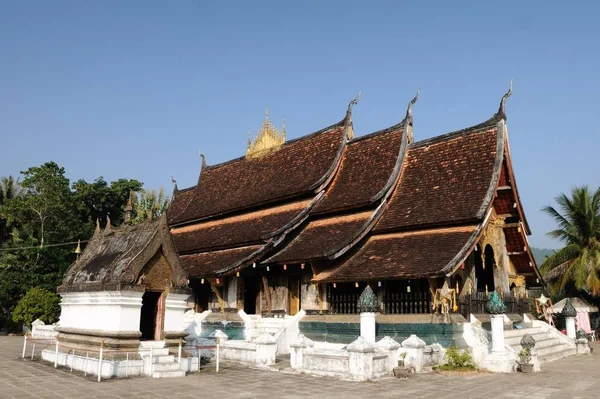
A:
[164, 293, 191, 333]
[59, 291, 143, 332]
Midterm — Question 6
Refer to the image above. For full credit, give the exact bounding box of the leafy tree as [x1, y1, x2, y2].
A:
[72, 177, 142, 228]
[12, 287, 61, 328]
[0, 175, 22, 243]
[133, 188, 169, 222]
[540, 186, 600, 295]
[0, 162, 144, 320]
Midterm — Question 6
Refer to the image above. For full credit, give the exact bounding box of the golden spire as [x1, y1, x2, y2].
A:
[246, 108, 286, 158]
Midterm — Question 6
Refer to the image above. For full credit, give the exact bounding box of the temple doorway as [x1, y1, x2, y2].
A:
[475, 244, 496, 293]
[140, 291, 163, 340]
[288, 277, 301, 315]
[244, 276, 260, 314]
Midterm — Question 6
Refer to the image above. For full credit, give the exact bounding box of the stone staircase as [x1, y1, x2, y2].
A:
[139, 341, 186, 378]
[505, 326, 576, 364]
[249, 315, 289, 336]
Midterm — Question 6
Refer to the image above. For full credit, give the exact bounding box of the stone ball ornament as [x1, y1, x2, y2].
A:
[486, 291, 507, 314]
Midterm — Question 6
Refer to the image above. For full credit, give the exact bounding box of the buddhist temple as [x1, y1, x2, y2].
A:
[163, 86, 542, 343]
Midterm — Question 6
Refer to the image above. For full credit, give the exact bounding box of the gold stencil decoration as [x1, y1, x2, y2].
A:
[246, 109, 286, 159]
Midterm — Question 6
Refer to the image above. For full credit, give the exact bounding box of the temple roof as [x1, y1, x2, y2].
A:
[312, 124, 405, 215]
[171, 199, 311, 253]
[264, 122, 407, 265]
[266, 211, 372, 264]
[169, 121, 346, 225]
[180, 245, 263, 277]
[313, 226, 479, 282]
[59, 216, 188, 293]
[373, 120, 503, 233]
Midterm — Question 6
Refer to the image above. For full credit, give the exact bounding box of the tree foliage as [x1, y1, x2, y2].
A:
[12, 287, 61, 328]
[540, 186, 600, 295]
[133, 187, 169, 223]
[0, 162, 144, 320]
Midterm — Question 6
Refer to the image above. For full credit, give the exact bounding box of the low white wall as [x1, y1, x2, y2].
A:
[58, 291, 143, 332]
[291, 335, 400, 382]
[41, 349, 146, 378]
[31, 320, 58, 339]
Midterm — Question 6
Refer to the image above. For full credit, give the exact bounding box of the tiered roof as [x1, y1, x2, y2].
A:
[167, 87, 542, 284]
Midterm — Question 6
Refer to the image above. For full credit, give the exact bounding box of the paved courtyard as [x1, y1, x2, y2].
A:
[1, 336, 599, 398]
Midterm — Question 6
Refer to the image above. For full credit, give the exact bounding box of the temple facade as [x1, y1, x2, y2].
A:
[164, 88, 542, 344]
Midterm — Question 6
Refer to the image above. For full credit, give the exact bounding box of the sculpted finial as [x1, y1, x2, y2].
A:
[405, 88, 420, 144]
[199, 148, 207, 170]
[498, 79, 513, 119]
[406, 87, 420, 119]
[345, 89, 362, 121]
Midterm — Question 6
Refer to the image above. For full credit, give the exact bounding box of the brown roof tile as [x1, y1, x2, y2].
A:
[171, 123, 345, 224]
[313, 226, 477, 282]
[374, 125, 501, 232]
[266, 211, 372, 264]
[312, 125, 404, 214]
[167, 187, 195, 223]
[171, 200, 310, 253]
[180, 245, 262, 277]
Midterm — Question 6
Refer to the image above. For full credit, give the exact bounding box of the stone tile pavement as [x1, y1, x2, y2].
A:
[1, 336, 599, 398]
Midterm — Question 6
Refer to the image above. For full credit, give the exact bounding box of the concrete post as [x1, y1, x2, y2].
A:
[360, 312, 376, 343]
[490, 314, 506, 353]
[290, 334, 314, 370]
[375, 336, 400, 372]
[401, 334, 426, 372]
[347, 337, 375, 381]
[254, 334, 277, 366]
[565, 316, 576, 340]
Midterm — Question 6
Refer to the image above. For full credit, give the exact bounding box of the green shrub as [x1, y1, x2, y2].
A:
[438, 346, 475, 371]
[12, 287, 60, 328]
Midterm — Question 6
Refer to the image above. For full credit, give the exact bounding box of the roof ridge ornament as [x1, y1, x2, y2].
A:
[246, 108, 286, 159]
[344, 90, 362, 140]
[199, 148, 207, 170]
[406, 88, 420, 144]
[124, 190, 134, 224]
[497, 79, 513, 120]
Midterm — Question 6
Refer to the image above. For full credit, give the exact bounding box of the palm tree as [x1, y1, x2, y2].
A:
[540, 186, 600, 295]
[0, 175, 22, 242]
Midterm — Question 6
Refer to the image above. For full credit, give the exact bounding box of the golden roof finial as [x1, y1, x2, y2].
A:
[246, 108, 286, 158]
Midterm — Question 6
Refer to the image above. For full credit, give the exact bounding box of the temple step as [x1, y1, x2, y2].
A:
[504, 327, 542, 338]
[152, 355, 175, 364]
[537, 347, 577, 364]
[139, 348, 170, 357]
[152, 370, 186, 378]
[153, 362, 182, 372]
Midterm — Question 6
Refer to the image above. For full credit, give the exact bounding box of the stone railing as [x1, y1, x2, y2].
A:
[290, 335, 393, 381]
[31, 319, 58, 339]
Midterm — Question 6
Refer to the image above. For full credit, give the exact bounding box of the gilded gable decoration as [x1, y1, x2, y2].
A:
[246, 109, 286, 159]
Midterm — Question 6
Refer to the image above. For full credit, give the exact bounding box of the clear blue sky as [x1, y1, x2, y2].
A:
[1, 1, 598, 249]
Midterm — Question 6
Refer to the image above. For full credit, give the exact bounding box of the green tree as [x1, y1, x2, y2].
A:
[12, 287, 61, 328]
[0, 163, 82, 315]
[72, 177, 142, 228]
[0, 175, 22, 243]
[133, 188, 169, 223]
[540, 186, 600, 295]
